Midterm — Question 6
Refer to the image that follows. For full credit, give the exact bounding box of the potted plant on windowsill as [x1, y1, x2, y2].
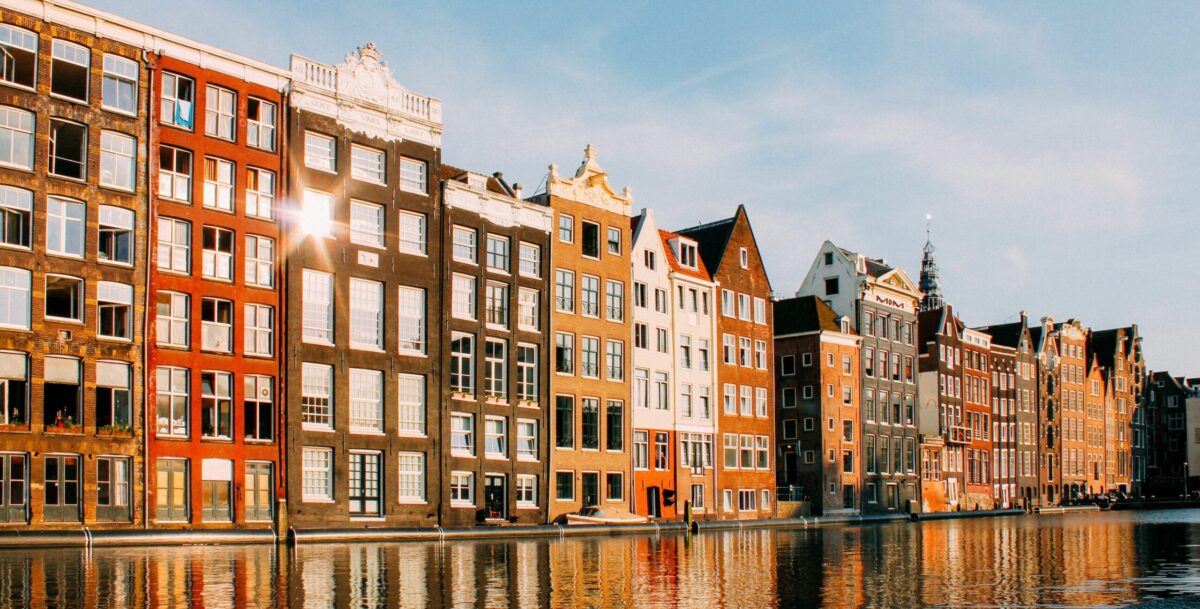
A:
[0, 422, 28, 432]
[46, 414, 81, 433]
[97, 423, 133, 436]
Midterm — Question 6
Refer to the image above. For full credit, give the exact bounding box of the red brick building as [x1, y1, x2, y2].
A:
[961, 327, 994, 510]
[146, 51, 288, 528]
[676, 206, 775, 518]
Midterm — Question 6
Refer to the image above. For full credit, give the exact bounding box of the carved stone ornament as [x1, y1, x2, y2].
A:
[341, 42, 393, 105]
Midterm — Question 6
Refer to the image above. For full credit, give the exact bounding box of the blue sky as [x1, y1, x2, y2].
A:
[90, 0, 1198, 374]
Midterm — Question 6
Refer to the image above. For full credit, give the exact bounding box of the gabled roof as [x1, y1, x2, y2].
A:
[977, 320, 1026, 349]
[659, 230, 711, 282]
[675, 216, 735, 276]
[837, 246, 894, 278]
[774, 295, 841, 336]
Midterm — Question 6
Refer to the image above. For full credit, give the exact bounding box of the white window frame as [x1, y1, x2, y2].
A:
[351, 145, 386, 184]
[397, 286, 426, 355]
[99, 131, 135, 191]
[398, 211, 427, 255]
[302, 447, 333, 502]
[245, 235, 274, 288]
[348, 278, 384, 351]
[304, 132, 336, 172]
[349, 368, 384, 434]
[397, 374, 426, 437]
[302, 270, 334, 345]
[244, 303, 273, 357]
[301, 363, 334, 431]
[245, 167, 275, 220]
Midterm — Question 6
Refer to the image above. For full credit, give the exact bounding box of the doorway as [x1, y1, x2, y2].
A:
[484, 474, 506, 519]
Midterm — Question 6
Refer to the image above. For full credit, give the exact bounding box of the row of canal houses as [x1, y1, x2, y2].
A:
[0, 0, 1172, 533]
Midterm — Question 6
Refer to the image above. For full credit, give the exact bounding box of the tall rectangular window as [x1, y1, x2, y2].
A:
[0, 186, 31, 249]
[245, 235, 274, 288]
[304, 132, 335, 171]
[581, 398, 599, 450]
[156, 367, 189, 438]
[484, 339, 508, 399]
[99, 131, 135, 191]
[451, 413, 475, 457]
[156, 291, 189, 347]
[516, 475, 537, 508]
[555, 269, 575, 313]
[397, 453, 425, 502]
[301, 189, 333, 237]
[351, 145, 386, 184]
[204, 85, 236, 140]
[517, 419, 538, 461]
[450, 471, 474, 507]
[0, 25, 38, 89]
[606, 400, 624, 451]
[606, 340, 624, 381]
[244, 462, 273, 521]
[558, 214, 574, 243]
[244, 304, 273, 356]
[581, 336, 599, 378]
[203, 157, 235, 211]
[450, 334, 475, 395]
[349, 278, 384, 350]
[397, 374, 426, 436]
[519, 242, 540, 277]
[486, 235, 510, 273]
[485, 282, 508, 328]
[555, 332, 574, 375]
[302, 447, 332, 502]
[485, 416, 507, 459]
[97, 281, 133, 340]
[160, 72, 195, 129]
[399, 158, 427, 193]
[518, 288, 539, 331]
[517, 345, 538, 403]
[398, 211, 426, 254]
[349, 369, 384, 434]
[350, 201, 385, 248]
[581, 221, 599, 258]
[452, 226, 476, 263]
[45, 274, 83, 322]
[101, 54, 137, 114]
[200, 371, 233, 439]
[243, 375, 273, 441]
[96, 456, 131, 522]
[302, 270, 333, 344]
[555, 396, 574, 448]
[0, 267, 29, 331]
[98, 205, 134, 265]
[246, 98, 276, 151]
[580, 275, 599, 317]
[200, 297, 233, 352]
[155, 458, 189, 522]
[245, 167, 275, 220]
[201, 226, 234, 281]
[301, 363, 333, 430]
[50, 40, 89, 102]
[605, 280, 624, 321]
[397, 286, 426, 354]
[0, 107, 33, 171]
[452, 274, 476, 320]
[47, 197, 84, 258]
[95, 361, 131, 431]
[159, 146, 192, 202]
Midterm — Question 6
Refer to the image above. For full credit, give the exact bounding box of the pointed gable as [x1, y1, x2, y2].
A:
[675, 204, 772, 291]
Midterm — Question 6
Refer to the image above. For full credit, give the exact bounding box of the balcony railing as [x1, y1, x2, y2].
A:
[947, 425, 972, 445]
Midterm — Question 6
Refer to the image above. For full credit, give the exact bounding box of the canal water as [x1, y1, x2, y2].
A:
[2, 510, 1199, 608]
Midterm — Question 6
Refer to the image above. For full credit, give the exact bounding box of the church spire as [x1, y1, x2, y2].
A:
[919, 215, 944, 311]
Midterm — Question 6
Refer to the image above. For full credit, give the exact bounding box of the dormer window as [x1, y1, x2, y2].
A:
[679, 241, 697, 269]
[840, 318, 850, 334]
[824, 251, 834, 265]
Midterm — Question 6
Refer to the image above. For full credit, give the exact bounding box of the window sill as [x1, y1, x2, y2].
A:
[0, 243, 32, 252]
[450, 502, 475, 509]
[350, 429, 386, 436]
[396, 499, 428, 505]
[43, 316, 83, 325]
[301, 426, 335, 433]
[303, 498, 335, 504]
[450, 453, 476, 459]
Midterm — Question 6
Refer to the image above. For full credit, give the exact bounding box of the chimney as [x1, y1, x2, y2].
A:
[513, 183, 523, 199]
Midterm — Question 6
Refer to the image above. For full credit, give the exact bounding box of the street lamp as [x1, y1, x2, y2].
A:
[1185, 462, 1189, 499]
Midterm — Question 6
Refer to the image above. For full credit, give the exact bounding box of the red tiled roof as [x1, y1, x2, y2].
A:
[658, 229, 711, 282]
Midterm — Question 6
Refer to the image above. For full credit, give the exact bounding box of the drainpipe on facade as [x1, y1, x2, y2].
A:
[141, 50, 156, 531]
[275, 83, 292, 542]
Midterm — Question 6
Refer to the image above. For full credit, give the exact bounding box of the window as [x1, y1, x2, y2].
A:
[581, 275, 600, 317]
[723, 384, 736, 415]
[485, 416, 508, 459]
[754, 298, 767, 324]
[634, 323, 648, 350]
[203, 157, 235, 211]
[95, 361, 131, 431]
[606, 340, 624, 381]
[397, 286, 426, 354]
[756, 436, 770, 469]
[98, 131, 136, 191]
[555, 332, 574, 375]
[155, 367, 188, 438]
[679, 241, 697, 268]
[43, 356, 81, 430]
[200, 371, 232, 439]
[657, 328, 670, 354]
[699, 339, 711, 371]
[397, 374, 426, 436]
[452, 274, 476, 320]
[739, 247, 750, 269]
[482, 235, 510, 272]
[654, 372, 670, 410]
[243, 462, 273, 522]
[581, 336, 599, 378]
[451, 413, 475, 457]
[302, 270, 334, 344]
[485, 339, 508, 399]
[581, 398, 600, 449]
[302, 448, 333, 502]
[783, 419, 797, 439]
[45, 274, 83, 322]
[158, 146, 193, 202]
[348, 278, 383, 350]
[0, 25, 37, 89]
[0, 187, 30, 250]
[0, 107, 33, 171]
[98, 205, 134, 265]
[301, 363, 333, 430]
[606, 280, 624, 321]
[200, 298, 233, 352]
[155, 458, 189, 522]
[400, 158, 427, 193]
[397, 453, 425, 502]
[450, 334, 474, 394]
[398, 211, 426, 254]
[204, 86, 235, 140]
[606, 472, 624, 501]
[347, 452, 384, 517]
[240, 303, 273, 356]
[555, 269, 575, 313]
[740, 386, 753, 416]
[738, 294, 752, 321]
[555, 396, 574, 448]
[519, 242, 541, 277]
[739, 435, 755, 469]
[201, 226, 234, 281]
[517, 345, 538, 403]
[97, 282, 133, 340]
[698, 386, 711, 419]
[245, 235, 274, 288]
[516, 475, 537, 508]
[518, 288, 539, 331]
[581, 221, 600, 257]
[606, 400, 624, 451]
[243, 375, 273, 441]
[450, 471, 474, 506]
[304, 132, 335, 171]
[452, 227, 476, 263]
[51, 40, 89, 102]
[739, 337, 752, 367]
[96, 456, 131, 522]
[0, 268, 28, 331]
[161, 72, 199, 130]
[46, 197, 84, 258]
[0, 354, 29, 427]
[607, 227, 622, 254]
[633, 431, 650, 469]
[755, 341, 767, 369]
[655, 288, 668, 313]
[723, 434, 739, 468]
[485, 282, 508, 328]
[756, 387, 768, 417]
[351, 145, 386, 184]
[723, 334, 736, 365]
[348, 369, 384, 434]
[517, 419, 539, 461]
[558, 214, 574, 243]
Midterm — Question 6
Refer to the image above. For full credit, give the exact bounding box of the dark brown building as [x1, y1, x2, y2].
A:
[284, 44, 444, 529]
[0, 6, 149, 528]
[978, 312, 1040, 508]
[439, 168, 552, 525]
[917, 305, 967, 510]
[1146, 371, 1188, 496]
